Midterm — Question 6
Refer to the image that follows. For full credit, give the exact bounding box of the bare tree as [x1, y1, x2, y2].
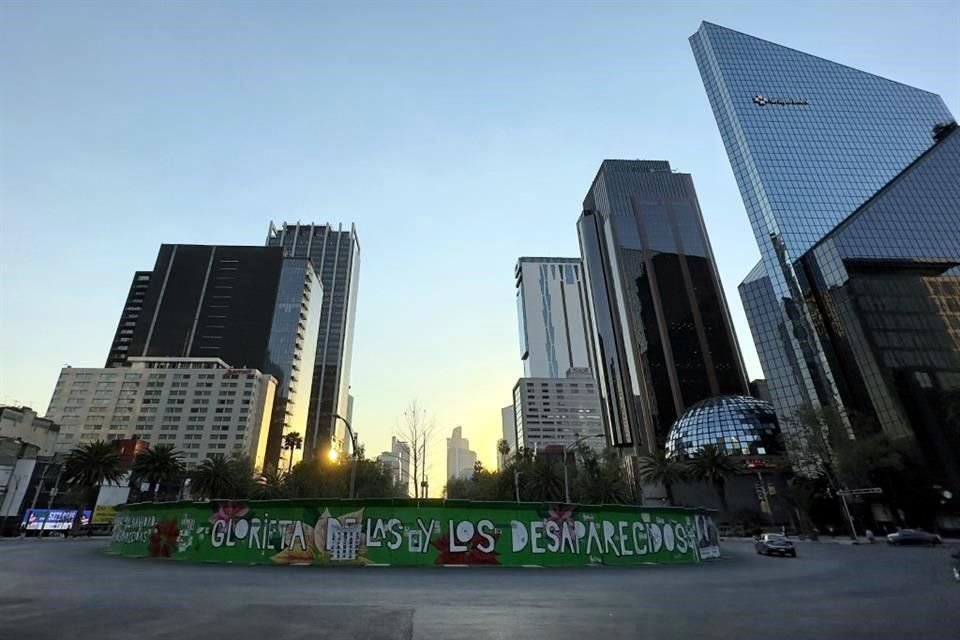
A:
[397, 400, 435, 499]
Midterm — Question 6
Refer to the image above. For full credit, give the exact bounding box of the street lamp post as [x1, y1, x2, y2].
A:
[563, 434, 603, 504]
[326, 414, 359, 499]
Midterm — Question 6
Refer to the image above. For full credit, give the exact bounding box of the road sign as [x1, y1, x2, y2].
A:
[838, 487, 883, 496]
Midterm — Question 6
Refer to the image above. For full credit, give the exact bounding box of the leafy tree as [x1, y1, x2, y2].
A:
[63, 441, 126, 530]
[352, 459, 403, 498]
[283, 460, 327, 498]
[444, 476, 471, 499]
[281, 432, 303, 472]
[575, 449, 631, 505]
[636, 449, 688, 506]
[131, 444, 185, 501]
[687, 445, 737, 512]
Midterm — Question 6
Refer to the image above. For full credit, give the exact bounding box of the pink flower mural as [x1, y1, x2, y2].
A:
[209, 502, 249, 524]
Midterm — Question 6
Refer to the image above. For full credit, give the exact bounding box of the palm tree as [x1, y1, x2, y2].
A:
[191, 457, 241, 499]
[688, 445, 737, 512]
[131, 444, 185, 501]
[256, 467, 287, 499]
[526, 459, 564, 501]
[63, 441, 126, 532]
[282, 432, 304, 472]
[636, 449, 688, 505]
[497, 439, 510, 466]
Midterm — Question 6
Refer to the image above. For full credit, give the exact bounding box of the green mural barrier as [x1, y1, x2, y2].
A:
[109, 499, 721, 566]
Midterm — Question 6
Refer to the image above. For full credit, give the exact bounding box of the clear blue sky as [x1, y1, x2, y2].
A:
[2, 1, 958, 486]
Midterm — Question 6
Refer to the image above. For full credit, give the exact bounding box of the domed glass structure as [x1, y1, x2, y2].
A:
[665, 395, 783, 459]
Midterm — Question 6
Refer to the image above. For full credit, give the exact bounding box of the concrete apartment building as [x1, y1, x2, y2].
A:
[45, 357, 277, 469]
[511, 374, 605, 454]
[376, 436, 411, 496]
[0, 406, 60, 456]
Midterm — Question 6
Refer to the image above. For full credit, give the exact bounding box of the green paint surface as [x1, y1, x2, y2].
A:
[110, 499, 721, 566]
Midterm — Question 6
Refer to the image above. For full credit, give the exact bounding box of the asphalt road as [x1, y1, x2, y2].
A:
[0, 538, 956, 639]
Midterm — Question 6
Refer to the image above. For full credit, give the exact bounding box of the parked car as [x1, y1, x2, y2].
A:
[755, 534, 797, 557]
[886, 529, 943, 546]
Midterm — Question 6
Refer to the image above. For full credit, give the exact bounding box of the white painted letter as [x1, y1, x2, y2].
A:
[477, 520, 495, 553]
[545, 521, 561, 552]
[618, 521, 633, 556]
[511, 521, 529, 552]
[530, 521, 545, 554]
[386, 518, 403, 550]
[586, 522, 602, 555]
[602, 521, 620, 556]
[449, 520, 468, 552]
[211, 519, 226, 548]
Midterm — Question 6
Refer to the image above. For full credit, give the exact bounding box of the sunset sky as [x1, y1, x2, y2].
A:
[2, 1, 957, 492]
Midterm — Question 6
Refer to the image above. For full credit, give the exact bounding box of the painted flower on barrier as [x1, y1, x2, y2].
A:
[209, 501, 249, 523]
[149, 518, 180, 558]
[545, 504, 577, 536]
[431, 527, 501, 565]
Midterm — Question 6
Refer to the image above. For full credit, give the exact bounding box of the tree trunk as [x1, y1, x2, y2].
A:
[715, 480, 729, 513]
[152, 482, 160, 503]
[287, 449, 294, 473]
[665, 481, 675, 506]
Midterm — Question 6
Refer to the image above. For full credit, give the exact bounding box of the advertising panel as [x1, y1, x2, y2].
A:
[92, 505, 118, 525]
[110, 499, 720, 566]
[22, 509, 92, 531]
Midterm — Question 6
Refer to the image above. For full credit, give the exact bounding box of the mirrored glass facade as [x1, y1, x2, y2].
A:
[267, 222, 360, 460]
[579, 160, 748, 452]
[692, 23, 960, 491]
[797, 128, 960, 489]
[692, 21, 954, 422]
[665, 395, 783, 459]
[262, 258, 322, 469]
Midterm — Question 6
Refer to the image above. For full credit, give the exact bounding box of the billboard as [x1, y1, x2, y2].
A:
[21, 509, 92, 531]
[110, 499, 720, 566]
[92, 505, 118, 525]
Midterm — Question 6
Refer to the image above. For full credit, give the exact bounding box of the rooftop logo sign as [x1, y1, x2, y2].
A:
[753, 94, 809, 107]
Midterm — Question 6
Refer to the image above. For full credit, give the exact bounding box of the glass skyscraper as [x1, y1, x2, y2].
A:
[261, 258, 323, 468]
[267, 222, 360, 461]
[578, 160, 748, 454]
[691, 23, 960, 493]
[515, 257, 594, 378]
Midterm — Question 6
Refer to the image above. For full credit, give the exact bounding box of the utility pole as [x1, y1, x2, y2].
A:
[514, 468, 521, 503]
[421, 439, 428, 499]
[39, 462, 66, 534]
[21, 461, 52, 539]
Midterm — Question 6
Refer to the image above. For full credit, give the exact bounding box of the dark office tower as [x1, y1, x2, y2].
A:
[106, 271, 151, 367]
[116, 245, 322, 470]
[578, 160, 748, 455]
[692, 23, 960, 495]
[266, 222, 360, 461]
